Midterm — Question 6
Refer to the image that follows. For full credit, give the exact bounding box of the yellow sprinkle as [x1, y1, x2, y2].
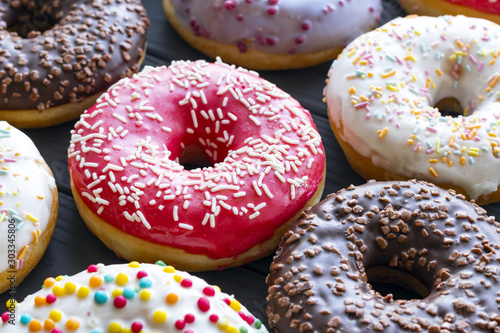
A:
[405, 51, 416, 62]
[429, 167, 438, 178]
[436, 139, 441, 154]
[18, 245, 29, 260]
[412, 74, 417, 81]
[360, 95, 369, 102]
[468, 150, 479, 156]
[0, 212, 6, 224]
[49, 310, 62, 322]
[381, 70, 396, 78]
[346, 48, 357, 58]
[348, 86, 356, 94]
[414, 30, 421, 36]
[77, 286, 90, 298]
[377, 128, 389, 139]
[129, 261, 140, 268]
[454, 50, 467, 56]
[37, 195, 44, 200]
[386, 84, 399, 92]
[407, 139, 414, 145]
[359, 60, 368, 66]
[478, 94, 484, 101]
[26, 213, 38, 223]
[163, 266, 175, 274]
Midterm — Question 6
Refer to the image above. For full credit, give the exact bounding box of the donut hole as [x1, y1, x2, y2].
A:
[5, 6, 59, 38]
[179, 144, 214, 170]
[433, 97, 464, 118]
[366, 266, 430, 301]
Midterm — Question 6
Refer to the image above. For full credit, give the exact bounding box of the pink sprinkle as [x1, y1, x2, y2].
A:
[4, 158, 16, 162]
[425, 148, 435, 154]
[209, 314, 219, 323]
[469, 54, 478, 64]
[87, 265, 98, 273]
[131, 321, 143, 333]
[268, 0, 278, 4]
[236, 41, 247, 53]
[114, 296, 127, 308]
[301, 20, 311, 31]
[266, 36, 278, 46]
[426, 126, 437, 133]
[1, 312, 10, 322]
[175, 320, 185, 330]
[181, 278, 193, 288]
[46, 294, 57, 304]
[266, 5, 278, 15]
[478, 61, 484, 71]
[203, 286, 215, 296]
[136, 271, 148, 279]
[353, 102, 369, 109]
[295, 35, 305, 44]
[185, 313, 195, 323]
[413, 142, 421, 152]
[224, 0, 237, 10]
[236, 13, 244, 21]
[198, 297, 211, 312]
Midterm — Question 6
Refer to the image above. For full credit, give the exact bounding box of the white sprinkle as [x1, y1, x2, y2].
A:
[179, 223, 193, 230]
[124, 211, 134, 222]
[191, 110, 198, 128]
[201, 213, 210, 226]
[209, 214, 215, 228]
[290, 184, 296, 200]
[162, 126, 172, 133]
[252, 181, 262, 196]
[120, 130, 129, 138]
[183, 201, 190, 209]
[249, 115, 260, 126]
[254, 202, 266, 211]
[249, 212, 260, 220]
[136, 211, 151, 229]
[173, 206, 179, 221]
[275, 171, 286, 183]
[112, 113, 127, 124]
[233, 191, 246, 198]
[227, 112, 237, 121]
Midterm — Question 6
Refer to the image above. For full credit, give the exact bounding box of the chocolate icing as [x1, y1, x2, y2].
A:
[267, 180, 500, 332]
[0, 0, 149, 111]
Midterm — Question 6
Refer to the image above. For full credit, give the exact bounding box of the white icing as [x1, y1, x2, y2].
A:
[325, 15, 500, 200]
[9, 263, 268, 332]
[0, 121, 55, 274]
[170, 0, 383, 54]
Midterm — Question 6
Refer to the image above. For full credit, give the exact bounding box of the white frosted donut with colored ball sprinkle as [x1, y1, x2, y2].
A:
[163, 0, 383, 70]
[325, 15, 500, 205]
[3, 262, 268, 332]
[68, 59, 326, 271]
[0, 121, 58, 294]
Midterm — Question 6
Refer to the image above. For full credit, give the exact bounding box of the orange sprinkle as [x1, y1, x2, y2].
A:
[44, 277, 56, 288]
[449, 135, 455, 146]
[44, 319, 55, 331]
[29, 319, 42, 332]
[429, 159, 438, 164]
[456, 39, 464, 48]
[348, 86, 356, 94]
[448, 160, 454, 167]
[32, 231, 38, 244]
[37, 195, 44, 200]
[17, 245, 28, 260]
[435, 69, 443, 76]
[381, 70, 396, 78]
[460, 156, 466, 165]
[65, 318, 80, 331]
[360, 95, 369, 102]
[34, 296, 47, 307]
[489, 74, 500, 88]
[442, 157, 447, 163]
[488, 132, 498, 137]
[468, 129, 477, 140]
[367, 72, 374, 77]
[378, 127, 389, 138]
[89, 276, 103, 288]
[353, 55, 361, 65]
[429, 167, 438, 177]
[490, 58, 496, 66]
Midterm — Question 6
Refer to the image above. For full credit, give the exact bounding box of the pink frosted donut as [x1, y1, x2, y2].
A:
[163, 0, 383, 70]
[68, 59, 326, 271]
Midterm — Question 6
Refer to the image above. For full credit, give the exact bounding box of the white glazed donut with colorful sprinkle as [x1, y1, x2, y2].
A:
[325, 15, 500, 205]
[0, 121, 58, 294]
[68, 59, 325, 271]
[163, 0, 383, 70]
[3, 262, 268, 333]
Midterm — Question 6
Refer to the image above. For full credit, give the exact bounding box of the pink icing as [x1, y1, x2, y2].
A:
[68, 60, 325, 260]
[445, 0, 500, 15]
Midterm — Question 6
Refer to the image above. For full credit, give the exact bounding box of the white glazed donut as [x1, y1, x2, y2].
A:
[4, 262, 268, 333]
[163, 0, 383, 70]
[0, 121, 58, 294]
[325, 15, 500, 205]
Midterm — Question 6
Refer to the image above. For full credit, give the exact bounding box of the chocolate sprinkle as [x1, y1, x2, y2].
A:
[267, 180, 500, 332]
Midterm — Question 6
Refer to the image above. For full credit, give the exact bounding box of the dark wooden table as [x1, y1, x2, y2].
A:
[4, 0, 500, 330]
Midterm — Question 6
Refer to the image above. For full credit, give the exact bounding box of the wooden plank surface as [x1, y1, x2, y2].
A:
[3, 0, 500, 330]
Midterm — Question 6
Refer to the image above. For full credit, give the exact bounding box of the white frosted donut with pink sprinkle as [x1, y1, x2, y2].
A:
[325, 15, 500, 205]
[4, 262, 268, 332]
[163, 0, 383, 70]
[68, 59, 325, 271]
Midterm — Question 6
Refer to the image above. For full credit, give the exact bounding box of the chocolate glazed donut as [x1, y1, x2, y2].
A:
[267, 180, 500, 332]
[0, 0, 149, 128]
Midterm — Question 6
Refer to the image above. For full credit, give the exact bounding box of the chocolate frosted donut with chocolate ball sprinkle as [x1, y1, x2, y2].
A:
[267, 180, 500, 332]
[0, 0, 149, 128]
